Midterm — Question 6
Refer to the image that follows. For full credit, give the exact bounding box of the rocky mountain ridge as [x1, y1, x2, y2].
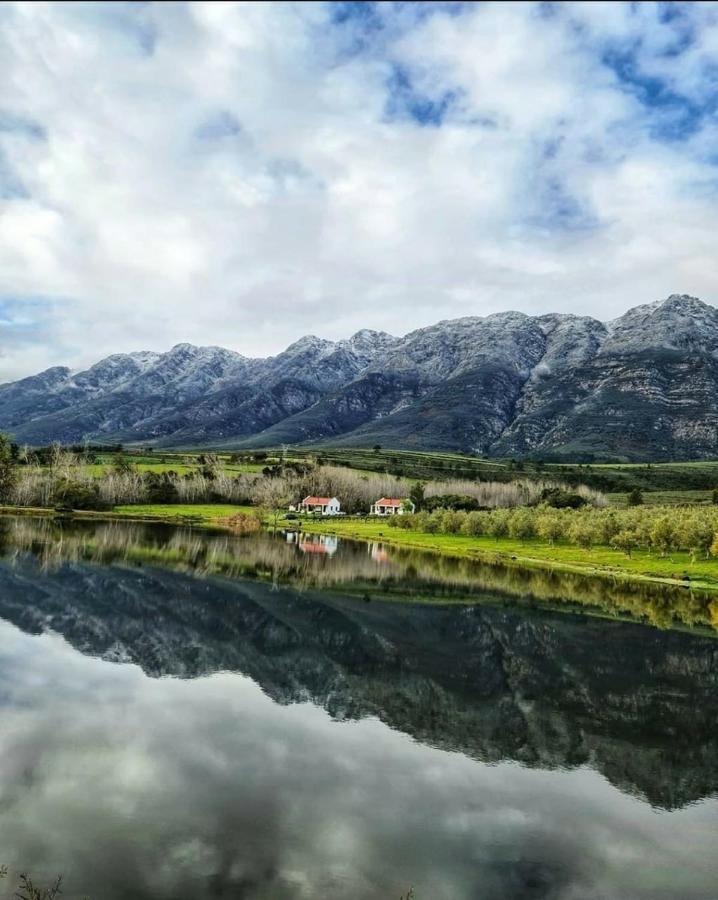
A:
[2, 294, 718, 460]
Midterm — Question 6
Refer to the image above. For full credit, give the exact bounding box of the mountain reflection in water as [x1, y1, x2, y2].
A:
[0, 516, 716, 899]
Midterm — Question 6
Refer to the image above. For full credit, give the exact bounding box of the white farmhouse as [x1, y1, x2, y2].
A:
[370, 497, 415, 516]
[298, 495, 341, 516]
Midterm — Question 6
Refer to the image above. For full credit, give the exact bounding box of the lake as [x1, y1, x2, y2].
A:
[0, 515, 716, 899]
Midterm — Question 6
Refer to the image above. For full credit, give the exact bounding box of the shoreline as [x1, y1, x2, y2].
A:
[3, 503, 718, 595]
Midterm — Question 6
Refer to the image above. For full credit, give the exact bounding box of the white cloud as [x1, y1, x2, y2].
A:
[1, 1, 718, 378]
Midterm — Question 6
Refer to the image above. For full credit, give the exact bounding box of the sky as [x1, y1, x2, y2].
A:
[2, 1, 718, 379]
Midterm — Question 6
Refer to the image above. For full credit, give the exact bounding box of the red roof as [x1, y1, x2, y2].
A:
[302, 496, 333, 505]
[375, 497, 407, 506]
[299, 541, 329, 554]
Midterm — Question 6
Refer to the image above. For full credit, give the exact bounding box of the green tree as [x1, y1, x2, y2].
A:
[611, 529, 639, 558]
[112, 454, 135, 475]
[536, 512, 564, 546]
[461, 510, 486, 537]
[51, 478, 109, 511]
[650, 516, 675, 557]
[409, 481, 426, 512]
[507, 509, 534, 542]
[627, 488, 643, 507]
[487, 509, 510, 540]
[144, 472, 179, 503]
[680, 517, 713, 561]
[569, 521, 594, 551]
[0, 434, 18, 502]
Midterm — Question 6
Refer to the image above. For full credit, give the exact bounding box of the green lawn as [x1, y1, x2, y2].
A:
[112, 503, 254, 524]
[608, 490, 717, 507]
[31, 462, 265, 478]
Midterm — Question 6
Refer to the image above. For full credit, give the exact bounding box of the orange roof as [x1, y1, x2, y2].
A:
[375, 497, 407, 506]
[302, 496, 333, 504]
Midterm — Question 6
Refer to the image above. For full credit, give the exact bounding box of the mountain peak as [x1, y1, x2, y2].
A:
[3, 293, 718, 459]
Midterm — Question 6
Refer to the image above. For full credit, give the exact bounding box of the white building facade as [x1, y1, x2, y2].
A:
[298, 495, 341, 515]
[370, 497, 415, 516]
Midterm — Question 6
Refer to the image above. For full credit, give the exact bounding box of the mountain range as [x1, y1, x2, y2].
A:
[2, 293, 718, 460]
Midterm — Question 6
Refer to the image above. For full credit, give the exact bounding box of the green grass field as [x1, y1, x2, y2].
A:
[37, 445, 718, 499]
[112, 503, 254, 524]
[26, 457, 266, 479]
[607, 490, 718, 507]
[226, 446, 718, 495]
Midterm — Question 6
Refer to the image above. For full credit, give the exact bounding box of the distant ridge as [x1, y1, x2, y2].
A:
[2, 294, 718, 461]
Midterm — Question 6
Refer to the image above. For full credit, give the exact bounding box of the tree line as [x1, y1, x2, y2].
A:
[389, 504, 718, 559]
[0, 437, 606, 514]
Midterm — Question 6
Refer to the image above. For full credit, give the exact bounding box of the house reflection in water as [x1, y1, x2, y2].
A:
[284, 531, 339, 557]
[368, 542, 390, 563]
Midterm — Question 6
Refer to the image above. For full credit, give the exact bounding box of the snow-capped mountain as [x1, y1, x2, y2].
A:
[2, 295, 718, 460]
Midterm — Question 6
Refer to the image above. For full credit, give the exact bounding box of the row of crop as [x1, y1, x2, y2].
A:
[388, 506, 718, 558]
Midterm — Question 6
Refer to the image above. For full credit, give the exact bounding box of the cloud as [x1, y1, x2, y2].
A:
[1, 1, 718, 378]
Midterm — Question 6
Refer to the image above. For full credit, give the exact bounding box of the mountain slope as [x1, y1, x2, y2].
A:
[2, 294, 718, 460]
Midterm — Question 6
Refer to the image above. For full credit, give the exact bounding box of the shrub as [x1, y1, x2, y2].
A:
[223, 512, 261, 535]
[461, 510, 486, 537]
[424, 494, 481, 512]
[144, 472, 180, 504]
[51, 478, 110, 511]
[540, 487, 588, 509]
[612, 529, 639, 557]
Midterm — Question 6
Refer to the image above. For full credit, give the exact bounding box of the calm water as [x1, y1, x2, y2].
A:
[0, 516, 717, 899]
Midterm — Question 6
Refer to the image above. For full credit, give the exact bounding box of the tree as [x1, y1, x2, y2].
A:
[569, 521, 594, 551]
[611, 529, 639, 558]
[1, 865, 62, 899]
[536, 513, 564, 546]
[409, 481, 426, 512]
[255, 477, 293, 530]
[113, 454, 135, 475]
[200, 453, 220, 480]
[681, 518, 713, 561]
[0, 434, 18, 503]
[51, 478, 109, 511]
[507, 509, 534, 542]
[373, 444, 382, 452]
[628, 488, 644, 507]
[650, 516, 675, 557]
[144, 472, 179, 503]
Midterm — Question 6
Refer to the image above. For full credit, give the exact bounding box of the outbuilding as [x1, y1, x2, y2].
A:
[298, 495, 341, 515]
[370, 497, 415, 516]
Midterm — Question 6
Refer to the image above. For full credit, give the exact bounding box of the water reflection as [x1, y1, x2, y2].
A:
[0, 515, 716, 633]
[0, 516, 716, 898]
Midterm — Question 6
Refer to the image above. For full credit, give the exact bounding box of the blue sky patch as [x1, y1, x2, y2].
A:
[384, 64, 460, 127]
[0, 111, 46, 141]
[602, 46, 717, 142]
[195, 111, 243, 142]
[0, 150, 28, 200]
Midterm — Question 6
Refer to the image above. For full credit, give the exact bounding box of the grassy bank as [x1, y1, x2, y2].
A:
[269, 514, 718, 592]
[0, 503, 254, 528]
